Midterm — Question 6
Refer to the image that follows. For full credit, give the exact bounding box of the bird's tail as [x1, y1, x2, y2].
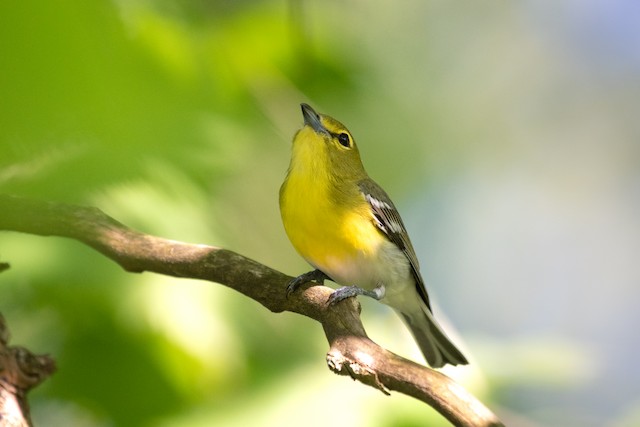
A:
[398, 304, 468, 368]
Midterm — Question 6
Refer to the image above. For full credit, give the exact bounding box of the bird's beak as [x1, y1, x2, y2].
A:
[301, 103, 328, 135]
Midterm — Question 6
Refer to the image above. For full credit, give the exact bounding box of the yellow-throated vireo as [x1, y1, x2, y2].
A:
[279, 104, 468, 368]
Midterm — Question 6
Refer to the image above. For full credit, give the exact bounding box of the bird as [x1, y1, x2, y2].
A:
[279, 103, 468, 368]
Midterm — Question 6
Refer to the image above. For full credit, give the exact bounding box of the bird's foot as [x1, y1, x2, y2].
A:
[286, 269, 330, 298]
[327, 284, 385, 306]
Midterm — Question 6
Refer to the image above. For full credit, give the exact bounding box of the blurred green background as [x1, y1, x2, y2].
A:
[1, 1, 639, 426]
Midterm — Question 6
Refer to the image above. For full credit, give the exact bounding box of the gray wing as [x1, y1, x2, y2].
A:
[358, 180, 432, 310]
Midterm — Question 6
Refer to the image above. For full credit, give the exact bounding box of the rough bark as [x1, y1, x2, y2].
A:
[0, 314, 56, 427]
[0, 194, 504, 427]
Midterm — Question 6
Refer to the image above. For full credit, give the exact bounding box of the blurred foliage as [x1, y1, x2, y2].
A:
[0, 1, 439, 426]
[1, 1, 639, 427]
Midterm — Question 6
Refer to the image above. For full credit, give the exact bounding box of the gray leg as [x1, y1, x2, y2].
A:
[327, 284, 386, 305]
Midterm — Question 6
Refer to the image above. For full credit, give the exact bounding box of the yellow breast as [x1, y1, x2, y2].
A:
[280, 168, 383, 280]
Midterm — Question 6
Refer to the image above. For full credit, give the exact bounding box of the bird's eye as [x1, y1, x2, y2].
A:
[337, 133, 350, 148]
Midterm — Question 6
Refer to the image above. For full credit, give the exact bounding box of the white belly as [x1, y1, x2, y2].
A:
[312, 238, 414, 303]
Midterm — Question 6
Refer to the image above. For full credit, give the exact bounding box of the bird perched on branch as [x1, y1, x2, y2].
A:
[280, 103, 468, 368]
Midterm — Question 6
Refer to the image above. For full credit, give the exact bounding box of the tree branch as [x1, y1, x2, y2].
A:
[0, 313, 56, 427]
[0, 194, 503, 427]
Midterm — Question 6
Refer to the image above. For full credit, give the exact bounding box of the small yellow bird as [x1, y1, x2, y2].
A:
[280, 103, 468, 368]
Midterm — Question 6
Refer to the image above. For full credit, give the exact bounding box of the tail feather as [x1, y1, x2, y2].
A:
[398, 306, 468, 368]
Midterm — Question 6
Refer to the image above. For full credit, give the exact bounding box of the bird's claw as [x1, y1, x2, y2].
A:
[286, 269, 329, 298]
[327, 285, 385, 306]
